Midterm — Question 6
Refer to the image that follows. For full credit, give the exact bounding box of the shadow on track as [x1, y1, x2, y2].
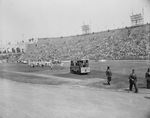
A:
[54, 70, 106, 80]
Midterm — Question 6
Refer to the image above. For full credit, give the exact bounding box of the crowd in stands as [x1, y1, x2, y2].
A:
[22, 24, 150, 61]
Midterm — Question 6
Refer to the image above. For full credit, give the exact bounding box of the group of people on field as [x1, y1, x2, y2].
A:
[105, 66, 150, 93]
[29, 60, 64, 70]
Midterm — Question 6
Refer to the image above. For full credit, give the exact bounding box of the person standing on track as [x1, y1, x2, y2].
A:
[145, 68, 150, 89]
[129, 69, 138, 93]
[106, 66, 112, 85]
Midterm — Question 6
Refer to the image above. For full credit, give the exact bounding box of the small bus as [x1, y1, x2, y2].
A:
[70, 59, 90, 74]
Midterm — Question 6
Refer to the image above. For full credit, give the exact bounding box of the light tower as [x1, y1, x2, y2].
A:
[130, 9, 144, 26]
[81, 22, 90, 34]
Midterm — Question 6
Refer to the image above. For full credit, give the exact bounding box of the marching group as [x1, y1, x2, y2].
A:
[106, 66, 150, 93]
[28, 60, 64, 70]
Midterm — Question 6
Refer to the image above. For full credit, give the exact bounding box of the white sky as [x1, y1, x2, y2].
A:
[1, 0, 150, 44]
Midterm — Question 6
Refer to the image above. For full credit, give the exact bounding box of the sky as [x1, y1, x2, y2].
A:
[1, 0, 150, 44]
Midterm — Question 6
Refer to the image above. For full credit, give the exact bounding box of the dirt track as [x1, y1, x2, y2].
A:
[0, 78, 150, 118]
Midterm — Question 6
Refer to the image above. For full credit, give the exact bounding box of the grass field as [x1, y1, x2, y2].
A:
[0, 60, 150, 91]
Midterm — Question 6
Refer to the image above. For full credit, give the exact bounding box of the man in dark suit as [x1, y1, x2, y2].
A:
[129, 69, 138, 93]
[106, 66, 112, 85]
[145, 68, 150, 89]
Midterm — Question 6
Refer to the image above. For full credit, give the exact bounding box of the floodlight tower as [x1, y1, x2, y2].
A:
[130, 9, 144, 26]
[81, 22, 90, 34]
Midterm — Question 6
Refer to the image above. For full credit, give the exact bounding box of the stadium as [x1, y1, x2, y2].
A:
[1, 0, 150, 118]
[0, 23, 150, 118]
[1, 23, 150, 87]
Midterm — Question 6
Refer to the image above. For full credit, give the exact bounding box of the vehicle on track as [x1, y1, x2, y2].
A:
[70, 59, 90, 74]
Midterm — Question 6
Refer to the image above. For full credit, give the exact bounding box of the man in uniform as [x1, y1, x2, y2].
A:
[106, 66, 112, 85]
[129, 69, 138, 93]
[145, 68, 150, 89]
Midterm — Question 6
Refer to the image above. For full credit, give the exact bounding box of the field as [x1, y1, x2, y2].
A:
[0, 60, 150, 118]
[0, 60, 149, 92]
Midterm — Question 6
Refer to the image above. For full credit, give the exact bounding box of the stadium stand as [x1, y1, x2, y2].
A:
[22, 24, 150, 61]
